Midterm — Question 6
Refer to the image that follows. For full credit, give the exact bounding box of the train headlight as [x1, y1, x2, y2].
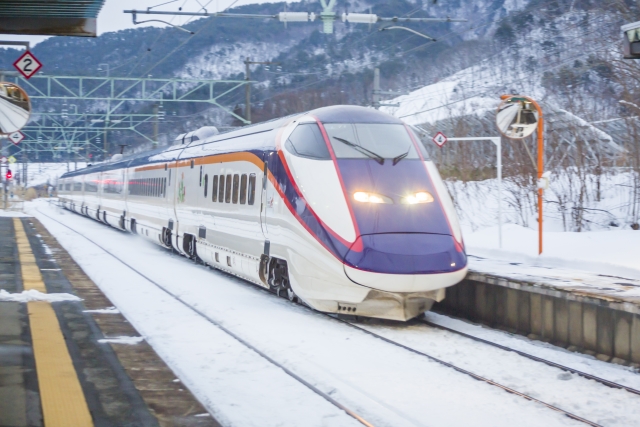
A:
[353, 191, 392, 204]
[401, 191, 434, 204]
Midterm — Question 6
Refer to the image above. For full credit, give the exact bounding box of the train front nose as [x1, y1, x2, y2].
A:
[342, 233, 467, 292]
[344, 233, 463, 274]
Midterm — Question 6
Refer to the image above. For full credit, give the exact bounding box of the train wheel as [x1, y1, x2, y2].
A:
[268, 258, 295, 301]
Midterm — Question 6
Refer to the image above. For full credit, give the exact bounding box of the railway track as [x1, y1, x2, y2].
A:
[332, 318, 603, 427]
[38, 204, 635, 427]
[420, 317, 640, 396]
[37, 207, 374, 427]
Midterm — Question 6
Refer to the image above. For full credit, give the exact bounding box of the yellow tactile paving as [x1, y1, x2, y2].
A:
[14, 218, 46, 293]
[13, 218, 94, 427]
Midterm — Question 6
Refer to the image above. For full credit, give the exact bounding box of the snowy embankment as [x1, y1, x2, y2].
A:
[27, 199, 602, 427]
[446, 171, 640, 281]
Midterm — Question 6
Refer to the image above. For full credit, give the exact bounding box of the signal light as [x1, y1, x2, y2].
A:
[5, 169, 12, 180]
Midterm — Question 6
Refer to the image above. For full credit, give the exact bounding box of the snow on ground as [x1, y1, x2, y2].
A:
[358, 316, 640, 426]
[423, 311, 640, 390]
[97, 336, 145, 345]
[27, 199, 591, 427]
[442, 171, 640, 282]
[0, 289, 82, 302]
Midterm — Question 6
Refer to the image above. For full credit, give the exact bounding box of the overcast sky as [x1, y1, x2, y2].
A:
[2, 0, 278, 46]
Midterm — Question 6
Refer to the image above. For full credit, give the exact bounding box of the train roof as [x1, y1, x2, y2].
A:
[60, 105, 402, 179]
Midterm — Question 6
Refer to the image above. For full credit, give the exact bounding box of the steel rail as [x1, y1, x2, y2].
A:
[421, 318, 640, 396]
[36, 206, 375, 427]
[333, 318, 603, 427]
[40, 204, 612, 427]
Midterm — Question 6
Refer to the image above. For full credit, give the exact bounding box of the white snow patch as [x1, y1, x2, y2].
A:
[0, 289, 82, 303]
[98, 336, 145, 345]
[84, 307, 120, 314]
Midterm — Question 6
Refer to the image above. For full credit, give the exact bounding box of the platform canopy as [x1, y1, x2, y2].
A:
[0, 0, 106, 37]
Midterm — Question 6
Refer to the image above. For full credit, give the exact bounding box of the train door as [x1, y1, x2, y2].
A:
[261, 151, 278, 237]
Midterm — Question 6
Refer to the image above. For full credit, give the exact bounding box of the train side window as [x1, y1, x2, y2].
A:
[248, 174, 256, 205]
[285, 123, 331, 160]
[232, 174, 240, 204]
[225, 174, 232, 203]
[218, 175, 225, 202]
[204, 174, 208, 198]
[199, 166, 203, 186]
[239, 174, 247, 204]
[163, 177, 166, 197]
[212, 175, 218, 202]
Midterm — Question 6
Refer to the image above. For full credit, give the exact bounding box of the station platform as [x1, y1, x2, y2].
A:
[0, 216, 220, 427]
[435, 255, 640, 367]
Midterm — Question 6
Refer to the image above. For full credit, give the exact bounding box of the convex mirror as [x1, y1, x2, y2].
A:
[0, 82, 31, 134]
[496, 97, 538, 139]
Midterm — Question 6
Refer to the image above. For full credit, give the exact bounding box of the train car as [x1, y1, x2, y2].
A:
[58, 105, 468, 321]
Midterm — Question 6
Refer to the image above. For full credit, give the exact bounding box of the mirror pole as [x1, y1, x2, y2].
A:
[529, 98, 545, 255]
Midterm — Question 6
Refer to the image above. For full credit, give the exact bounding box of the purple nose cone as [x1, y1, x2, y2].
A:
[344, 233, 467, 275]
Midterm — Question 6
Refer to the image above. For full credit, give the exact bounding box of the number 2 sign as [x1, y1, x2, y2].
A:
[13, 51, 42, 79]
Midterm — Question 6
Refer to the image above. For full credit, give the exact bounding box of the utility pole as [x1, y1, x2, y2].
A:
[373, 68, 380, 109]
[153, 103, 159, 144]
[372, 67, 405, 109]
[99, 63, 110, 160]
[244, 58, 281, 124]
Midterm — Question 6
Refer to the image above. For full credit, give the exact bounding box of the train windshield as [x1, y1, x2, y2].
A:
[324, 123, 426, 163]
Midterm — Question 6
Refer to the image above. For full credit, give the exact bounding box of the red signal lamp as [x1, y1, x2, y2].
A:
[5, 169, 12, 180]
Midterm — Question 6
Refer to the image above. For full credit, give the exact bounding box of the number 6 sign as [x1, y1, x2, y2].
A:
[13, 51, 42, 79]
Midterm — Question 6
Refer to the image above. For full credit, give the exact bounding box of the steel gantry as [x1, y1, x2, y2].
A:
[0, 72, 251, 161]
[0, 72, 250, 123]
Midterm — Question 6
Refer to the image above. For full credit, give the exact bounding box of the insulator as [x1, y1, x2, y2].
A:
[278, 12, 309, 22]
[344, 13, 378, 24]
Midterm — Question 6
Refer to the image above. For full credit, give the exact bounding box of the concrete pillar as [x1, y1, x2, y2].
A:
[530, 293, 542, 339]
[495, 286, 507, 329]
[583, 304, 598, 354]
[596, 306, 614, 360]
[568, 301, 583, 348]
[554, 298, 569, 346]
[505, 288, 518, 332]
[542, 296, 555, 342]
[474, 282, 488, 323]
[631, 314, 640, 364]
[614, 312, 631, 361]
[517, 291, 530, 335]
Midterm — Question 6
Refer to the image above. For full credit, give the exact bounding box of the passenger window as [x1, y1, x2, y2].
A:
[285, 123, 331, 160]
[232, 174, 240, 204]
[225, 174, 232, 203]
[204, 174, 208, 198]
[248, 174, 256, 205]
[212, 175, 218, 202]
[240, 174, 247, 204]
[218, 175, 225, 202]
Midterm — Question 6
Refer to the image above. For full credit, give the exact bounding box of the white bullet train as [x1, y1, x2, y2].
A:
[58, 105, 468, 321]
